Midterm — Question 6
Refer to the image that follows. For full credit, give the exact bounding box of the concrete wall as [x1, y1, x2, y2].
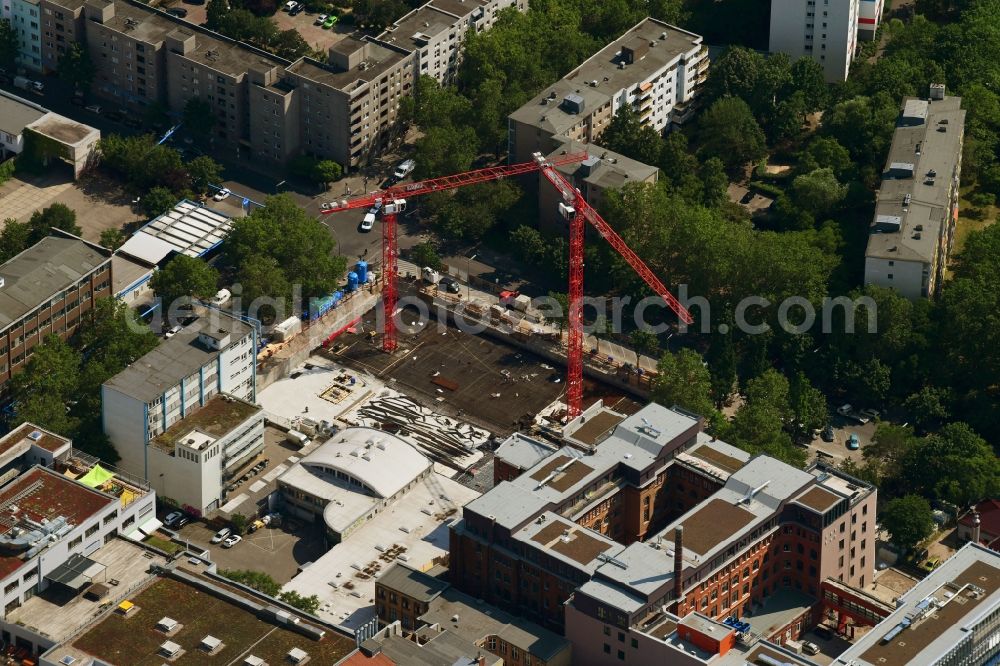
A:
[769, 0, 858, 82]
[864, 256, 926, 300]
[101, 386, 149, 479]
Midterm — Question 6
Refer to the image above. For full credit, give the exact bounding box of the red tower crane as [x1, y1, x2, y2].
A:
[321, 152, 693, 417]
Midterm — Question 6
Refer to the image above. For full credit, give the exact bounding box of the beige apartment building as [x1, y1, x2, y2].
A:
[37, 0, 521, 169]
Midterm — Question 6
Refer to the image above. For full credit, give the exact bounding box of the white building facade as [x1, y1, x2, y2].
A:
[8, 0, 42, 71]
[769, 0, 859, 82]
[102, 310, 257, 482]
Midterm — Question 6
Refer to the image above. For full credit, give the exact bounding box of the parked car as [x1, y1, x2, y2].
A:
[222, 534, 242, 548]
[820, 425, 835, 442]
[836, 404, 853, 416]
[165, 325, 182, 339]
[123, 115, 143, 129]
[283, 0, 298, 10]
[166, 7, 187, 17]
[289, 4, 303, 15]
[105, 110, 125, 123]
[802, 641, 820, 656]
[361, 211, 376, 231]
[322, 15, 338, 28]
[439, 276, 461, 294]
[85, 104, 102, 114]
[164, 511, 184, 527]
[210, 527, 231, 543]
[846, 433, 860, 451]
[314, 13, 327, 24]
[860, 408, 881, 421]
[71, 92, 86, 107]
[247, 519, 266, 533]
[213, 187, 231, 201]
[922, 555, 941, 571]
[173, 515, 190, 528]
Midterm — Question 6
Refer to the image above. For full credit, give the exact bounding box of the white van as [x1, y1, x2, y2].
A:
[392, 159, 415, 181]
[286, 430, 309, 448]
[210, 288, 231, 306]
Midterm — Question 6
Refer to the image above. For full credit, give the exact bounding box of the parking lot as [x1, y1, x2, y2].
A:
[273, 6, 351, 52]
[803, 413, 878, 465]
[174, 518, 328, 583]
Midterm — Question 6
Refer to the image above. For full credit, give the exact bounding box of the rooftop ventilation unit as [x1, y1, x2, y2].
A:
[560, 93, 585, 115]
[27, 431, 42, 441]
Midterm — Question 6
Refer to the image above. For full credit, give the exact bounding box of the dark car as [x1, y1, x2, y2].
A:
[813, 625, 834, 641]
[438, 276, 461, 294]
[105, 110, 125, 123]
[166, 7, 188, 17]
[123, 115, 143, 129]
[289, 4, 303, 15]
[820, 425, 834, 442]
[71, 93, 86, 107]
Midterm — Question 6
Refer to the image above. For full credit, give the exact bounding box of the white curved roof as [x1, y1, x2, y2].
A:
[298, 427, 429, 499]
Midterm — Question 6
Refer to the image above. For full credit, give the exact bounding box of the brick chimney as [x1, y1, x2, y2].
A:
[672, 526, 684, 613]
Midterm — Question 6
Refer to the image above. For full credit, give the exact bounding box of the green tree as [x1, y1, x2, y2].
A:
[142, 186, 178, 218]
[629, 329, 659, 356]
[0, 20, 17, 66]
[57, 43, 95, 92]
[791, 168, 847, 215]
[99, 134, 188, 191]
[99, 228, 125, 251]
[799, 136, 855, 181]
[903, 386, 951, 433]
[186, 156, 223, 194]
[0, 219, 30, 263]
[235, 255, 290, 323]
[697, 97, 767, 172]
[313, 160, 342, 186]
[151, 254, 220, 310]
[788, 57, 827, 110]
[789, 371, 827, 438]
[600, 105, 663, 165]
[904, 422, 1000, 507]
[881, 495, 935, 552]
[410, 242, 441, 270]
[705, 331, 737, 407]
[862, 423, 918, 489]
[432, 181, 520, 241]
[28, 203, 82, 243]
[206, 0, 229, 30]
[651, 349, 715, 418]
[509, 225, 548, 265]
[698, 157, 729, 209]
[352, 0, 407, 30]
[223, 194, 346, 303]
[413, 125, 478, 179]
[278, 590, 321, 614]
[729, 370, 806, 467]
[271, 28, 309, 60]
[230, 513, 249, 535]
[183, 98, 215, 141]
[10, 335, 82, 436]
[220, 569, 281, 596]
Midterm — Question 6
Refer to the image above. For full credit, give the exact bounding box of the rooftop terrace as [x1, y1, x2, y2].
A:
[151, 394, 261, 453]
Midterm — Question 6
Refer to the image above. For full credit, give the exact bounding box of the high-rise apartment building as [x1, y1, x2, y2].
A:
[769, 0, 862, 82]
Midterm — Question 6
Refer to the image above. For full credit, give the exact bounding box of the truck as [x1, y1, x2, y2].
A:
[14, 76, 43, 95]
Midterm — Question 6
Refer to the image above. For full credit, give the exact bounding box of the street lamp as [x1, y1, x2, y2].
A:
[466, 254, 477, 299]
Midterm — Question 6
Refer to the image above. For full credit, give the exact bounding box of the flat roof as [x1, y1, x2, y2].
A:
[49, 574, 354, 665]
[103, 309, 251, 403]
[419, 587, 569, 660]
[743, 587, 815, 639]
[0, 467, 115, 578]
[379, 630, 501, 666]
[27, 114, 98, 146]
[0, 91, 47, 136]
[685, 442, 747, 475]
[836, 543, 1000, 666]
[866, 95, 965, 264]
[287, 39, 409, 94]
[494, 433, 557, 472]
[564, 405, 626, 446]
[0, 236, 110, 330]
[548, 139, 658, 190]
[383, 5, 458, 48]
[515, 512, 622, 571]
[120, 200, 233, 264]
[151, 394, 261, 452]
[375, 563, 449, 603]
[111, 252, 155, 296]
[0, 423, 71, 458]
[509, 18, 703, 136]
[679, 498, 756, 556]
[794, 486, 842, 513]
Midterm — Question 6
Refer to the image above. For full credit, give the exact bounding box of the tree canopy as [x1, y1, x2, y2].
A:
[881, 495, 935, 552]
[151, 255, 220, 311]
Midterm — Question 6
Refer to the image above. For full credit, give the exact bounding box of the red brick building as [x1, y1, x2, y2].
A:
[0, 234, 112, 387]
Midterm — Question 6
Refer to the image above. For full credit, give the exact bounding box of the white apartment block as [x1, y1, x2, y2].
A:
[379, 0, 526, 86]
[508, 18, 707, 164]
[144, 394, 263, 516]
[769, 0, 859, 82]
[101, 309, 257, 484]
[858, 0, 883, 40]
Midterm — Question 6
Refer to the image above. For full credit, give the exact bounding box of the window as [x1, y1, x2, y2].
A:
[603, 644, 611, 654]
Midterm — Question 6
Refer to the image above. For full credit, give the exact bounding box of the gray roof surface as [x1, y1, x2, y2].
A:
[493, 433, 557, 471]
[462, 480, 551, 530]
[834, 543, 1000, 666]
[508, 18, 702, 135]
[0, 236, 110, 330]
[376, 563, 449, 603]
[548, 138, 658, 189]
[290, 39, 410, 93]
[420, 587, 570, 660]
[103, 309, 251, 402]
[384, 5, 460, 48]
[866, 95, 965, 263]
[379, 631, 502, 666]
[0, 91, 47, 136]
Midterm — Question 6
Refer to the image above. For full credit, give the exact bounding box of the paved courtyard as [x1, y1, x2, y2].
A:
[0, 171, 141, 241]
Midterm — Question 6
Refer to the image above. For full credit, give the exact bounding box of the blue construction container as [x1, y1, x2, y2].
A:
[305, 291, 344, 320]
[356, 260, 369, 284]
[347, 271, 359, 292]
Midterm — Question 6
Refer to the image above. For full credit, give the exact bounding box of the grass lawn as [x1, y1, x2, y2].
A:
[954, 195, 998, 255]
[142, 535, 183, 555]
